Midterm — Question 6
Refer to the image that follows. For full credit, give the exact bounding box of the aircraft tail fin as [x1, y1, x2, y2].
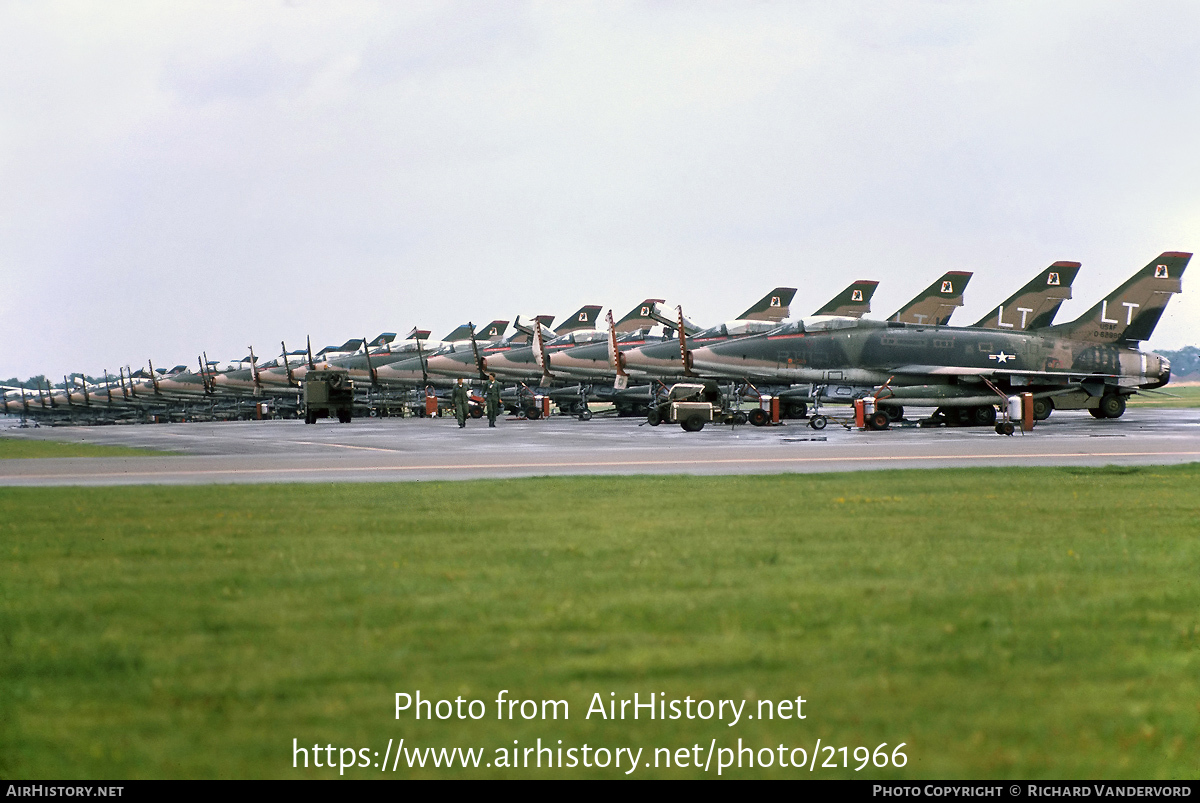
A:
[1047, 252, 1189, 344]
[475, 320, 509, 341]
[369, 333, 397, 348]
[973, 261, 1080, 331]
[554, 305, 603, 334]
[738, 287, 797, 321]
[813, 280, 878, 318]
[614, 299, 665, 333]
[891, 271, 972, 325]
[441, 323, 475, 342]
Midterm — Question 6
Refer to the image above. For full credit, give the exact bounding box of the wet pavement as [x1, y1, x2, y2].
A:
[2, 409, 1198, 486]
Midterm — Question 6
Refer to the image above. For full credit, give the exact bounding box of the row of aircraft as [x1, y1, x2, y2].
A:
[2, 251, 1189, 427]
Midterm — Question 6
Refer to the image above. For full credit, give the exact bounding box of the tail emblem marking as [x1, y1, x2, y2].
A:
[851, 290, 863, 301]
[1047, 273, 1060, 286]
[770, 296, 781, 307]
[1155, 264, 1169, 278]
[940, 281, 954, 293]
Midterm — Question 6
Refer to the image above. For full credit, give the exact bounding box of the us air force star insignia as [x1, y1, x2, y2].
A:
[988, 351, 1015, 364]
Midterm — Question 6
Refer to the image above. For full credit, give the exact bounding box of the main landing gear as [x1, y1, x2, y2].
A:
[1089, 394, 1127, 419]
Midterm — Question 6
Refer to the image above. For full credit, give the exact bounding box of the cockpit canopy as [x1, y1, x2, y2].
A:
[549, 329, 607, 346]
[695, 320, 778, 339]
[771, 316, 862, 336]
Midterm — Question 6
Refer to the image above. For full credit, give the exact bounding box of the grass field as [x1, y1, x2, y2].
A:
[0, 436, 169, 459]
[2, 467, 1198, 779]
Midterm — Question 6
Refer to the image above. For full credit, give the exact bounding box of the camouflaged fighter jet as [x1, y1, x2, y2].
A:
[372, 314, 554, 386]
[617, 287, 800, 379]
[688, 252, 1188, 424]
[464, 304, 604, 382]
[617, 283, 889, 380]
[368, 322, 501, 388]
[332, 324, 508, 389]
[418, 318, 561, 382]
[531, 299, 677, 380]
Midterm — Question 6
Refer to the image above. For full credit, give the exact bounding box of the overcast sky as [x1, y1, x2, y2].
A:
[2, 1, 1198, 379]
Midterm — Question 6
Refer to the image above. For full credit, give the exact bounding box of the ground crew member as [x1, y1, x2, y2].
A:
[485, 374, 502, 427]
[452, 378, 469, 428]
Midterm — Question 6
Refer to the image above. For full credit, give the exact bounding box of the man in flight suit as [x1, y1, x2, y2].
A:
[452, 378, 469, 428]
[484, 374, 502, 427]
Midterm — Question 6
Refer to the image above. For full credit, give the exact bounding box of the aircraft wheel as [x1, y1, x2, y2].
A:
[809, 415, 827, 431]
[1099, 393, 1126, 419]
[748, 408, 769, 427]
[884, 405, 904, 422]
[730, 411, 748, 425]
[973, 405, 997, 426]
[1032, 397, 1054, 420]
[646, 409, 661, 426]
[786, 402, 808, 419]
[995, 421, 1015, 436]
[579, 409, 592, 421]
[867, 411, 890, 430]
[681, 416, 705, 432]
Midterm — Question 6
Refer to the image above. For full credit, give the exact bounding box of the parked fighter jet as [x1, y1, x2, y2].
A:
[688, 252, 1189, 423]
[371, 319, 550, 388]
[513, 299, 673, 381]
[465, 305, 604, 382]
[619, 284, 886, 380]
[333, 324, 507, 388]
[617, 287, 798, 379]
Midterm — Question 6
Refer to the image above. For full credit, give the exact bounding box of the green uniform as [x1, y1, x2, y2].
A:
[485, 380, 502, 427]
[452, 384, 469, 427]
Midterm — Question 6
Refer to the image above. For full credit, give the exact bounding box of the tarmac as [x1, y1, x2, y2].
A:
[2, 408, 1199, 486]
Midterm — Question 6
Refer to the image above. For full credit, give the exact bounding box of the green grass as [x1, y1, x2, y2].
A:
[2, 467, 1199, 779]
[0, 436, 168, 459]
[1128, 384, 1200, 408]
